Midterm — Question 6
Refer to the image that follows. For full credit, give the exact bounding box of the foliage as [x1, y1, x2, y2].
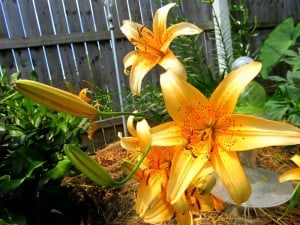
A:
[259, 18, 300, 79]
[258, 18, 300, 126]
[0, 69, 89, 225]
[124, 84, 169, 123]
[229, 0, 257, 58]
[169, 0, 219, 97]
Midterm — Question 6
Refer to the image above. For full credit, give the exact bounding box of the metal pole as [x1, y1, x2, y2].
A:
[104, 0, 128, 136]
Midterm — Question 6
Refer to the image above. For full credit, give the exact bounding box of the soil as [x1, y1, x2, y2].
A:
[61, 143, 300, 225]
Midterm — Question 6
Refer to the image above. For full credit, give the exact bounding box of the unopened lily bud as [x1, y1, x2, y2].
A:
[14, 79, 98, 120]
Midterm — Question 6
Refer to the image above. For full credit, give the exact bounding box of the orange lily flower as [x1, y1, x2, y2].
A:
[159, 61, 300, 205]
[120, 3, 203, 95]
[120, 116, 219, 224]
[79, 88, 92, 103]
[122, 142, 218, 224]
[279, 154, 300, 182]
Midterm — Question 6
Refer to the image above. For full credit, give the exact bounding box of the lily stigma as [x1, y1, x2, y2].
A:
[120, 3, 202, 95]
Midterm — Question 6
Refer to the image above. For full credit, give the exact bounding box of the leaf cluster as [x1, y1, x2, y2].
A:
[0, 69, 88, 225]
[259, 18, 300, 126]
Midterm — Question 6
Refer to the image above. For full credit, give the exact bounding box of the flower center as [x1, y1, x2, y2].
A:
[184, 127, 214, 158]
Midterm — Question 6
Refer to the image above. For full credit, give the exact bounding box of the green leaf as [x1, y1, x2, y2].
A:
[264, 100, 289, 121]
[259, 18, 297, 78]
[0, 161, 44, 195]
[38, 157, 72, 188]
[278, 183, 300, 220]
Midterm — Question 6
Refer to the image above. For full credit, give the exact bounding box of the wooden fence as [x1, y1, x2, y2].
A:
[1, 0, 300, 149]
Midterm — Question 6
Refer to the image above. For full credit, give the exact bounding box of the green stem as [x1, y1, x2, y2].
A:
[64, 144, 151, 187]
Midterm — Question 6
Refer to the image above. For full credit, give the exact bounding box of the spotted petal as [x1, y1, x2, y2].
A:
[216, 114, 300, 151]
[160, 70, 208, 128]
[210, 61, 262, 114]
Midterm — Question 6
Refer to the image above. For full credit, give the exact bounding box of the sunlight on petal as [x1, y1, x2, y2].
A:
[210, 62, 262, 114]
[151, 121, 185, 146]
[129, 56, 158, 95]
[136, 170, 168, 216]
[216, 114, 300, 151]
[152, 3, 176, 40]
[160, 70, 208, 127]
[291, 154, 300, 167]
[136, 119, 152, 149]
[279, 168, 300, 182]
[159, 51, 187, 80]
[162, 22, 203, 51]
[211, 148, 251, 205]
[142, 196, 174, 224]
[167, 148, 208, 204]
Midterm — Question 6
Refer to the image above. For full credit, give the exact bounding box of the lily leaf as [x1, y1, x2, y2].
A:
[259, 18, 300, 78]
[278, 183, 300, 220]
[0, 160, 44, 195]
[64, 144, 151, 187]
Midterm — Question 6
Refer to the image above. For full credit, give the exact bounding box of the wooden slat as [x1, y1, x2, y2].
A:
[0, 30, 124, 50]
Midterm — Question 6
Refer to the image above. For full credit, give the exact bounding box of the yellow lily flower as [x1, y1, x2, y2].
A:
[121, 115, 221, 224]
[159, 61, 300, 205]
[123, 145, 217, 225]
[279, 154, 300, 182]
[120, 3, 203, 95]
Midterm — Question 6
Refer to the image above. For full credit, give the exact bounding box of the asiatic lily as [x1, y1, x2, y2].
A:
[122, 143, 219, 225]
[159, 61, 300, 205]
[279, 154, 300, 182]
[120, 3, 203, 95]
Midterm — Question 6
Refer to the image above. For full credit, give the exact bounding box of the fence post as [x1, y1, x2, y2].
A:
[104, 0, 128, 136]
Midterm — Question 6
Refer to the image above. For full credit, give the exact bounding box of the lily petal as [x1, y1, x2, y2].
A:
[210, 62, 262, 114]
[279, 168, 300, 182]
[161, 22, 203, 52]
[175, 211, 193, 225]
[159, 51, 187, 80]
[121, 21, 158, 50]
[136, 119, 152, 149]
[136, 170, 168, 216]
[291, 154, 300, 167]
[151, 121, 185, 146]
[160, 70, 208, 127]
[152, 3, 176, 41]
[216, 114, 300, 151]
[129, 54, 159, 95]
[123, 51, 139, 75]
[167, 148, 208, 204]
[211, 147, 251, 205]
[142, 196, 174, 224]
